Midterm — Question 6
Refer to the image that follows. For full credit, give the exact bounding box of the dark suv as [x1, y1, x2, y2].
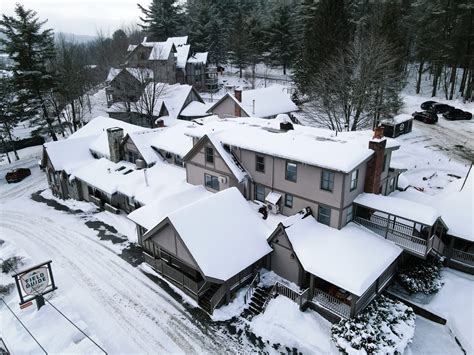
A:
[5, 168, 31, 183]
[443, 109, 473, 121]
[420, 101, 454, 114]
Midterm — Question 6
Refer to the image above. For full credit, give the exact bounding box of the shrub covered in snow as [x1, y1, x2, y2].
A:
[332, 295, 415, 354]
[1, 256, 24, 274]
[0, 283, 14, 296]
[397, 257, 444, 294]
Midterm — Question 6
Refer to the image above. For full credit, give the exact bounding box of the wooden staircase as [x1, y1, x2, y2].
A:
[245, 286, 272, 317]
[198, 283, 220, 314]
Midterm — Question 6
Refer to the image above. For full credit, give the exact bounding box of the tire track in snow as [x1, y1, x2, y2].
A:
[0, 210, 239, 353]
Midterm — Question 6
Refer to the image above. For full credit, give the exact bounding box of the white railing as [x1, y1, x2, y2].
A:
[244, 272, 260, 304]
[312, 289, 351, 319]
[274, 282, 309, 307]
[451, 249, 474, 266]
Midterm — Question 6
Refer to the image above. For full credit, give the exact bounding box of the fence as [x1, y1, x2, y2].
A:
[273, 282, 309, 308]
[312, 289, 351, 319]
[451, 249, 474, 266]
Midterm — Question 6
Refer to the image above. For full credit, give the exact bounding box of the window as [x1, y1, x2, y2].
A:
[382, 154, 387, 172]
[350, 169, 359, 191]
[174, 155, 183, 166]
[204, 173, 219, 190]
[255, 184, 265, 202]
[389, 178, 395, 191]
[205, 146, 214, 164]
[285, 194, 293, 208]
[127, 151, 138, 164]
[285, 161, 297, 182]
[318, 205, 331, 226]
[346, 205, 353, 224]
[256, 155, 265, 173]
[321, 170, 335, 192]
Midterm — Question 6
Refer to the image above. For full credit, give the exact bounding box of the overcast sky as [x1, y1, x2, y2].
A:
[2, 0, 144, 36]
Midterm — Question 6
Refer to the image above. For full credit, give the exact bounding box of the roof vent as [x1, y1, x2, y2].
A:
[280, 122, 294, 131]
[136, 159, 146, 169]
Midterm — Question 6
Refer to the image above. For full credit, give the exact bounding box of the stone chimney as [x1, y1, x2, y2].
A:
[364, 127, 386, 194]
[107, 127, 124, 163]
[234, 88, 242, 117]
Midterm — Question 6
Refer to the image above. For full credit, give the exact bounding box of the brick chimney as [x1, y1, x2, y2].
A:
[155, 119, 164, 128]
[234, 88, 242, 117]
[107, 127, 124, 163]
[364, 127, 386, 194]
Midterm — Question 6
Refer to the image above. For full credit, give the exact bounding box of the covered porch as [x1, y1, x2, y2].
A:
[353, 194, 445, 258]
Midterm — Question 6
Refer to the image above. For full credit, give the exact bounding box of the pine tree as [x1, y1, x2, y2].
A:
[228, 9, 249, 78]
[264, 2, 296, 75]
[0, 76, 22, 161]
[138, 0, 182, 41]
[0, 4, 59, 141]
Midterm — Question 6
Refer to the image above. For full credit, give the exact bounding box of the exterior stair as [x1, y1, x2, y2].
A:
[245, 286, 272, 317]
[198, 283, 220, 314]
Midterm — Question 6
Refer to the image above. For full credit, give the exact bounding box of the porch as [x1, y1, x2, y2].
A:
[352, 202, 441, 258]
[432, 235, 474, 274]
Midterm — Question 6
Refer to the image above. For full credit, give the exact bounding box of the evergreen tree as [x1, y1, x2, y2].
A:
[0, 76, 22, 161]
[138, 0, 182, 41]
[228, 9, 250, 78]
[264, 2, 296, 75]
[0, 4, 59, 141]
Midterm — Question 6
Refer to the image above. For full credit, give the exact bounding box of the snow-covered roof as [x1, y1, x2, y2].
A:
[266, 192, 281, 205]
[180, 101, 210, 117]
[138, 83, 195, 119]
[186, 117, 400, 173]
[187, 52, 208, 65]
[144, 188, 272, 281]
[70, 116, 143, 140]
[354, 193, 441, 226]
[73, 158, 136, 195]
[436, 172, 473, 241]
[106, 67, 153, 83]
[208, 85, 298, 118]
[128, 185, 211, 230]
[166, 36, 188, 47]
[127, 129, 162, 165]
[283, 215, 402, 296]
[381, 114, 413, 125]
[43, 136, 96, 174]
[149, 121, 195, 157]
[149, 41, 175, 60]
[207, 134, 249, 183]
[175, 44, 190, 69]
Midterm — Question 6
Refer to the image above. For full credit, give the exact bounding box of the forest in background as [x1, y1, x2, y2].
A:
[0, 0, 473, 158]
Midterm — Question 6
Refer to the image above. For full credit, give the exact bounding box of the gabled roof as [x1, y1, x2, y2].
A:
[126, 129, 162, 165]
[43, 136, 96, 174]
[187, 52, 208, 65]
[166, 36, 188, 47]
[175, 44, 190, 69]
[281, 213, 402, 296]
[142, 188, 272, 282]
[207, 85, 298, 118]
[149, 41, 176, 60]
[149, 121, 195, 158]
[184, 117, 400, 173]
[183, 133, 249, 183]
[106, 67, 153, 83]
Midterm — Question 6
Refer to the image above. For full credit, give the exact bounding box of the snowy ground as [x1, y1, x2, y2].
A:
[392, 268, 474, 354]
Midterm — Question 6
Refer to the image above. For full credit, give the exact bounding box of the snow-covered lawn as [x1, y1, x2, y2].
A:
[396, 268, 474, 354]
[250, 295, 337, 354]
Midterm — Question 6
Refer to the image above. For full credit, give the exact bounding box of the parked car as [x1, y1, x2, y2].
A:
[420, 101, 437, 110]
[420, 101, 455, 114]
[5, 168, 31, 183]
[412, 111, 438, 124]
[432, 103, 455, 114]
[443, 109, 473, 121]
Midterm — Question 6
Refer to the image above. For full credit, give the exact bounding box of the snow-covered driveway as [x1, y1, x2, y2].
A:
[0, 159, 248, 353]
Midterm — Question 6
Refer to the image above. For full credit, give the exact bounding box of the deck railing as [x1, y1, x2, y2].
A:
[312, 289, 351, 319]
[273, 282, 309, 308]
[354, 216, 430, 257]
[244, 272, 260, 304]
[451, 249, 474, 266]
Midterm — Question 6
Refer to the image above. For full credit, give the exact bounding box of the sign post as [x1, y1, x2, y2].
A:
[13, 261, 57, 310]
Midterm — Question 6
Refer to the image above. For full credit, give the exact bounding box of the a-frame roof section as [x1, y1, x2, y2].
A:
[183, 133, 249, 182]
[206, 93, 250, 117]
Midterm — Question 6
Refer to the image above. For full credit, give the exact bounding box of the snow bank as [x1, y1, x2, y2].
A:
[250, 295, 336, 354]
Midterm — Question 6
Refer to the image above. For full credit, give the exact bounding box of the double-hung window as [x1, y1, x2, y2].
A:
[256, 155, 265, 173]
[204, 173, 219, 190]
[321, 170, 334, 192]
[285, 194, 294, 208]
[345, 205, 353, 224]
[205, 146, 214, 164]
[285, 161, 297, 182]
[350, 169, 359, 191]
